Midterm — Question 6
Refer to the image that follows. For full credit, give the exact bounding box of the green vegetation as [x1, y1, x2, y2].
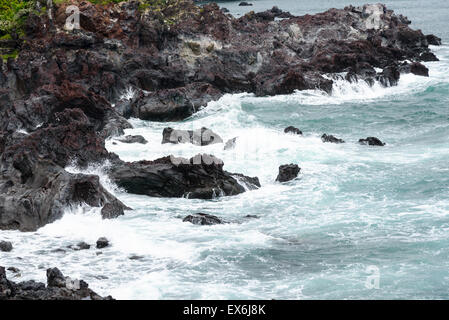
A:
[1, 49, 19, 62]
[0, 0, 36, 36]
[0, 0, 198, 60]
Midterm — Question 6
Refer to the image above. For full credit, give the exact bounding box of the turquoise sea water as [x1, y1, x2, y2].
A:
[1, 1, 449, 299]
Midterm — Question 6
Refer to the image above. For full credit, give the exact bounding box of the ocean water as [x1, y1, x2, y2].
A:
[1, 1, 449, 299]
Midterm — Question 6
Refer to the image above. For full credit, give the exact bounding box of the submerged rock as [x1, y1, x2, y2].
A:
[7, 267, 20, 274]
[183, 213, 224, 225]
[244, 215, 259, 219]
[284, 126, 302, 135]
[0, 241, 13, 252]
[321, 134, 345, 144]
[69, 242, 91, 251]
[359, 137, 386, 146]
[276, 164, 301, 183]
[128, 255, 145, 261]
[107, 155, 260, 199]
[0, 266, 113, 300]
[162, 127, 223, 146]
[117, 135, 148, 144]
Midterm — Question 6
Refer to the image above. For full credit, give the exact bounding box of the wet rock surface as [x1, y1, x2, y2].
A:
[284, 126, 303, 135]
[321, 134, 345, 144]
[69, 242, 91, 251]
[359, 137, 386, 146]
[276, 164, 301, 183]
[0, 266, 113, 300]
[107, 155, 260, 199]
[183, 213, 224, 225]
[0, 241, 13, 252]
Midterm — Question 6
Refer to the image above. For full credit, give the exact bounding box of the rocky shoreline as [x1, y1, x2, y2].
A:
[0, 0, 442, 299]
[0, 265, 113, 300]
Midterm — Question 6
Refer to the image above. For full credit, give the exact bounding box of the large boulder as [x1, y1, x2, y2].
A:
[276, 164, 301, 183]
[107, 155, 260, 199]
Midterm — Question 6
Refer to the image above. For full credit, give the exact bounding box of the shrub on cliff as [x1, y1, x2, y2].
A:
[0, 0, 36, 35]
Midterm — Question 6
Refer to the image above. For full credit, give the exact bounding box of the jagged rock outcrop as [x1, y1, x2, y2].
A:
[0, 241, 13, 252]
[276, 164, 301, 183]
[0, 109, 129, 231]
[117, 135, 148, 144]
[4, 1, 439, 121]
[107, 155, 260, 199]
[0, 266, 113, 300]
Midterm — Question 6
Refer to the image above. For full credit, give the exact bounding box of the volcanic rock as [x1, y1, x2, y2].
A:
[107, 155, 260, 199]
[358, 137, 386, 146]
[321, 134, 345, 144]
[96, 237, 109, 249]
[224, 137, 237, 150]
[117, 135, 148, 144]
[183, 213, 224, 225]
[276, 164, 301, 182]
[0, 0, 440, 231]
[0, 266, 113, 300]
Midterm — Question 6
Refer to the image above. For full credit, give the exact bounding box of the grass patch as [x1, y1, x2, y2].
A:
[1, 49, 19, 62]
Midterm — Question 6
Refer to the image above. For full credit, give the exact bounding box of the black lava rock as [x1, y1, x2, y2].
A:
[0, 241, 13, 252]
[276, 164, 301, 182]
[358, 137, 386, 146]
[284, 126, 302, 135]
[96, 237, 109, 249]
[183, 213, 223, 225]
[321, 134, 345, 144]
